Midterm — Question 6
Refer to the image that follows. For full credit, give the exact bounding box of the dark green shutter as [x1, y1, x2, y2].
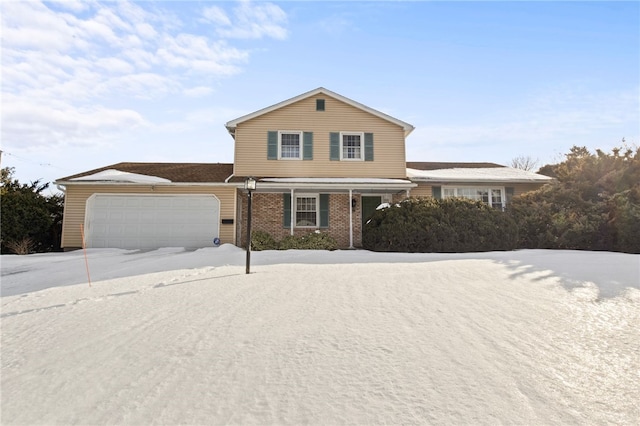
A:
[319, 194, 329, 228]
[283, 193, 291, 227]
[303, 132, 313, 160]
[330, 132, 340, 160]
[267, 131, 278, 160]
[432, 186, 442, 200]
[505, 187, 514, 203]
[364, 133, 374, 161]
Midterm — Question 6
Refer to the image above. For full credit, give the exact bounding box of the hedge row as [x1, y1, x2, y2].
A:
[362, 197, 518, 253]
[250, 230, 338, 251]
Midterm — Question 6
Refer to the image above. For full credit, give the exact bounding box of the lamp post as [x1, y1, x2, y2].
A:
[244, 177, 256, 274]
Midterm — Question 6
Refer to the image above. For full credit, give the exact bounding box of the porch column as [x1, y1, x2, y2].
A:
[349, 189, 354, 249]
[290, 188, 294, 236]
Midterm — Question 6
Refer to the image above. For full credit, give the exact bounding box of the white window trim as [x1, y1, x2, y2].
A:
[442, 186, 506, 209]
[278, 130, 303, 160]
[339, 131, 364, 161]
[294, 193, 319, 228]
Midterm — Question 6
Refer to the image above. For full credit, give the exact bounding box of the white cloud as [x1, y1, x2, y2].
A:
[135, 22, 158, 40]
[48, 0, 90, 13]
[207, 1, 288, 40]
[0, 0, 289, 152]
[203, 6, 232, 26]
[94, 57, 135, 74]
[1, 95, 146, 149]
[157, 34, 248, 73]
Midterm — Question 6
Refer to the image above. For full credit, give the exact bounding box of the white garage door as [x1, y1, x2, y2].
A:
[85, 195, 220, 249]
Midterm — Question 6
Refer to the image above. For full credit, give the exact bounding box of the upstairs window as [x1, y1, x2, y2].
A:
[279, 131, 302, 159]
[341, 132, 363, 160]
[268, 131, 313, 160]
[316, 99, 325, 111]
[329, 132, 373, 161]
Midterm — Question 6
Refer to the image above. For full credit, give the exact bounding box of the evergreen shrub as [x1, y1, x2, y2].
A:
[249, 230, 338, 251]
[507, 145, 640, 253]
[609, 189, 640, 253]
[279, 231, 338, 250]
[363, 197, 518, 253]
[250, 230, 278, 251]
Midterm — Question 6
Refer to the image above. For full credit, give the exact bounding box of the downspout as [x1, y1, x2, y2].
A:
[349, 189, 354, 249]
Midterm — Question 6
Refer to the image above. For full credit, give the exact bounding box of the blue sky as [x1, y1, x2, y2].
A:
[2, 1, 638, 189]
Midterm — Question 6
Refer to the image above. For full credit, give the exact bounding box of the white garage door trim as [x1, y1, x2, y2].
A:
[84, 194, 221, 249]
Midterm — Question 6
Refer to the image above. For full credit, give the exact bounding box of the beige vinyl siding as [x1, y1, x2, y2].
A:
[234, 95, 407, 178]
[409, 183, 434, 198]
[512, 183, 545, 196]
[61, 185, 237, 249]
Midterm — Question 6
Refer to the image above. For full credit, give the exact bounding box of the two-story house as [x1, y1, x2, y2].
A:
[55, 88, 551, 250]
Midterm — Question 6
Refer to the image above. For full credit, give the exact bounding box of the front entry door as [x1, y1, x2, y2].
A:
[361, 196, 382, 229]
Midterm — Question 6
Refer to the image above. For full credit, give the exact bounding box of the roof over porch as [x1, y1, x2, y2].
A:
[252, 177, 416, 193]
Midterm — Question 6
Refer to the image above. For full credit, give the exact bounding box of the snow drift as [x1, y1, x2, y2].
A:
[1, 247, 638, 424]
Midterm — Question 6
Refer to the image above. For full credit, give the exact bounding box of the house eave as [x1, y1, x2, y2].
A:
[409, 178, 553, 184]
[252, 179, 416, 192]
[54, 180, 241, 187]
[225, 87, 415, 137]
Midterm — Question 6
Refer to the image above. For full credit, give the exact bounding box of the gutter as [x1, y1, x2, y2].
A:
[54, 181, 243, 187]
[253, 181, 417, 191]
[409, 178, 553, 184]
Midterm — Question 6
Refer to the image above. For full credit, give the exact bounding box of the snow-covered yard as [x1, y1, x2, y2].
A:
[1, 246, 639, 425]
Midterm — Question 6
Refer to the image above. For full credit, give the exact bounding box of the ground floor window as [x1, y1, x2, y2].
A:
[295, 195, 318, 227]
[443, 187, 505, 209]
[283, 193, 329, 228]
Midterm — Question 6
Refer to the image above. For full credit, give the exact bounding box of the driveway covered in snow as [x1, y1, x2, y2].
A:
[1, 247, 639, 424]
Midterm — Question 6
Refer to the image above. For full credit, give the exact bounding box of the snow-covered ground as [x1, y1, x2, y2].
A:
[1, 246, 639, 425]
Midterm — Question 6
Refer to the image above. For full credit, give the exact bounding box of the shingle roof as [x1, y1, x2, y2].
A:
[57, 161, 514, 184]
[406, 162, 505, 170]
[56, 162, 234, 183]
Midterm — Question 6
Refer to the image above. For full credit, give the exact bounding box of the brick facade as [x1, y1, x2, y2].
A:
[237, 192, 368, 249]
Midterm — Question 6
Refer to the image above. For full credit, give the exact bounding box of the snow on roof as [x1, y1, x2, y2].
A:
[70, 169, 172, 184]
[261, 177, 413, 184]
[407, 167, 553, 183]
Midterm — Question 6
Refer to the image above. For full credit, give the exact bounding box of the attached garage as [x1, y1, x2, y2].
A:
[55, 163, 238, 250]
[85, 194, 220, 249]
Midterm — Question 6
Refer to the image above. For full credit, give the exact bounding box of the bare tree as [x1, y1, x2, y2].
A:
[511, 155, 539, 171]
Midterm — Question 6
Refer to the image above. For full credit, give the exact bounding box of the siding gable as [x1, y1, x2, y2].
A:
[233, 94, 409, 178]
